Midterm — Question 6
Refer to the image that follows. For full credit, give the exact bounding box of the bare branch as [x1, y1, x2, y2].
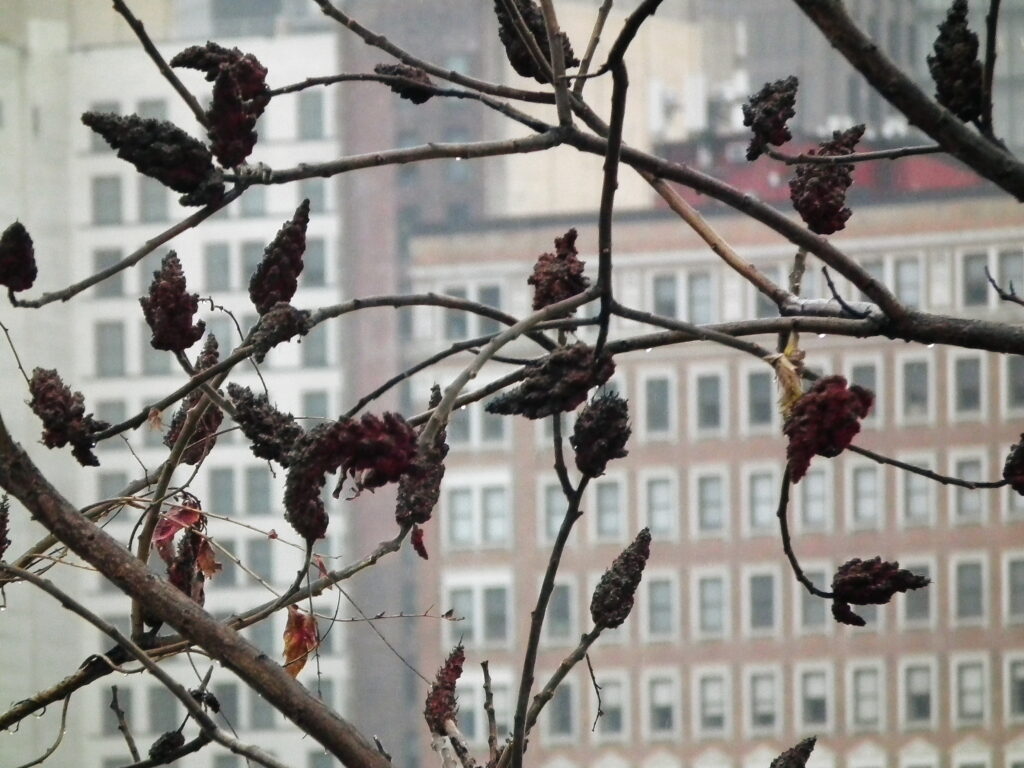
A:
[775, 466, 833, 599]
[573, 0, 614, 96]
[981, 0, 1002, 137]
[110, 686, 141, 764]
[766, 143, 942, 165]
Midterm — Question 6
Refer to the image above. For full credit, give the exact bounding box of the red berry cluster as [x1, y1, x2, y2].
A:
[494, 0, 579, 83]
[789, 125, 865, 235]
[396, 387, 449, 528]
[140, 252, 205, 353]
[783, 375, 873, 482]
[831, 556, 929, 626]
[227, 383, 303, 467]
[28, 368, 110, 467]
[1002, 435, 1024, 496]
[171, 42, 269, 167]
[80, 112, 224, 206]
[163, 336, 224, 465]
[571, 391, 630, 478]
[0, 222, 37, 292]
[742, 76, 799, 161]
[249, 200, 310, 315]
[590, 528, 651, 628]
[486, 343, 616, 419]
[249, 303, 312, 363]
[423, 644, 465, 734]
[374, 63, 435, 105]
[927, 0, 983, 122]
[527, 228, 590, 311]
[770, 737, 817, 768]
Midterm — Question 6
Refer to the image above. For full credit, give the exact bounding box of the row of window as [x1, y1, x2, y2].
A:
[443, 553, 1024, 648]
[92, 315, 333, 378]
[451, 651, 1024, 747]
[441, 462, 1023, 554]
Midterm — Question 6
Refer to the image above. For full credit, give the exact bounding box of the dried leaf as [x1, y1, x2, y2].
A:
[152, 505, 203, 565]
[282, 605, 319, 678]
[195, 537, 222, 579]
[411, 525, 429, 560]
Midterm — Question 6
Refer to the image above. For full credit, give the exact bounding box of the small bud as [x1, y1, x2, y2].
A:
[783, 375, 873, 482]
[494, 0, 579, 83]
[789, 125, 864, 235]
[527, 228, 590, 311]
[571, 391, 630, 477]
[0, 222, 37, 292]
[742, 76, 798, 160]
[140, 252, 205, 352]
[424, 644, 464, 734]
[770, 737, 817, 768]
[590, 528, 651, 628]
[249, 200, 310, 314]
[374, 63, 435, 104]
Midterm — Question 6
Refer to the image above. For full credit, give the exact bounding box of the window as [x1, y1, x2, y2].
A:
[799, 468, 828, 532]
[962, 252, 989, 307]
[687, 271, 714, 324]
[139, 177, 168, 222]
[1007, 556, 1024, 621]
[955, 559, 985, 622]
[697, 575, 726, 637]
[800, 670, 828, 727]
[747, 371, 774, 429]
[240, 185, 266, 218]
[94, 401, 126, 451]
[749, 671, 777, 731]
[91, 176, 123, 225]
[643, 376, 672, 436]
[901, 359, 930, 419]
[447, 484, 510, 548]
[851, 666, 881, 729]
[209, 468, 235, 515]
[217, 538, 239, 587]
[301, 326, 329, 367]
[697, 673, 727, 734]
[652, 274, 677, 317]
[148, 687, 179, 733]
[695, 373, 723, 433]
[1007, 356, 1024, 412]
[647, 677, 677, 737]
[954, 660, 985, 724]
[645, 476, 677, 538]
[594, 480, 624, 541]
[849, 362, 879, 423]
[446, 587, 473, 645]
[695, 472, 725, 535]
[596, 679, 625, 738]
[546, 681, 575, 740]
[544, 583, 574, 643]
[93, 249, 123, 297]
[902, 462, 933, 526]
[444, 581, 511, 647]
[302, 390, 330, 421]
[851, 465, 881, 528]
[903, 563, 931, 625]
[297, 91, 325, 140]
[95, 321, 125, 377]
[141, 321, 172, 375]
[646, 577, 676, 639]
[894, 257, 922, 308]
[443, 287, 469, 340]
[299, 178, 326, 213]
[1009, 658, 1024, 720]
[747, 572, 776, 633]
[953, 458, 984, 523]
[904, 664, 933, 725]
[997, 248, 1024, 294]
[303, 238, 327, 287]
[953, 357, 982, 416]
[799, 569, 828, 631]
[747, 470, 775, 534]
[483, 586, 508, 642]
[245, 467, 272, 515]
[246, 539, 273, 582]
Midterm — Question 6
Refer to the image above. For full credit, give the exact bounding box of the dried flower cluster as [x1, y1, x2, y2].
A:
[571, 391, 630, 477]
[249, 302, 312, 363]
[831, 556, 929, 626]
[28, 368, 110, 467]
[527, 228, 590, 311]
[783, 375, 873, 482]
[140, 252, 205, 352]
[0, 495, 11, 561]
[283, 605, 319, 678]
[227, 383, 303, 466]
[590, 528, 651, 628]
[172, 42, 269, 167]
[284, 413, 418, 542]
[486, 343, 615, 419]
[148, 731, 186, 761]
[0, 222, 37, 292]
[424, 644, 464, 734]
[742, 76, 799, 160]
[163, 336, 224, 465]
[249, 200, 310, 314]
[1003, 435, 1024, 495]
[927, 0, 983, 123]
[789, 124, 865, 235]
[494, 0, 579, 83]
[770, 737, 817, 768]
[80, 112, 224, 206]
[374, 63, 435, 104]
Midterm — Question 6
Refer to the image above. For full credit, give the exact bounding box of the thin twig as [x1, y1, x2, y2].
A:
[597, 0, 664, 73]
[110, 0, 208, 127]
[111, 686, 141, 763]
[482, 661, 499, 764]
[117, 733, 214, 768]
[585, 654, 602, 732]
[822, 267, 871, 319]
[339, 587, 430, 684]
[13, 694, 73, 768]
[776, 466, 833, 599]
[573, 0, 614, 96]
[847, 445, 1009, 489]
[985, 265, 1024, 308]
[765, 143, 941, 165]
[537, 0, 573, 125]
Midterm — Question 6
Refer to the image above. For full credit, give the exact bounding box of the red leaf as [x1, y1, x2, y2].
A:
[195, 538, 222, 579]
[411, 525, 428, 560]
[282, 605, 318, 678]
[314, 554, 332, 588]
[152, 506, 203, 564]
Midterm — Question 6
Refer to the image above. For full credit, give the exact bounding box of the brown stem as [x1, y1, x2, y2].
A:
[765, 143, 941, 165]
[776, 466, 833, 599]
[981, 0, 1002, 137]
[110, 686, 141, 763]
[597, 0, 664, 73]
[573, 0, 614, 96]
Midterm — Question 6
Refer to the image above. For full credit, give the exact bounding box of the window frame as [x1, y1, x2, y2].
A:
[949, 652, 989, 728]
[899, 656, 938, 731]
[441, 570, 514, 650]
[1003, 549, 1024, 625]
[691, 665, 731, 739]
[689, 464, 729, 540]
[947, 450, 989, 526]
[846, 460, 884, 532]
[844, 355, 884, 426]
[951, 552, 988, 628]
[744, 664, 783, 737]
[846, 658, 885, 733]
[1003, 651, 1024, 726]
[641, 570, 680, 643]
[742, 463, 780, 538]
[948, 352, 986, 421]
[741, 365, 778, 435]
[642, 469, 680, 542]
[638, 369, 677, 441]
[742, 564, 781, 638]
[642, 668, 682, 742]
[690, 565, 731, 641]
[442, 473, 513, 551]
[899, 556, 937, 631]
[793, 560, 831, 636]
[688, 364, 728, 439]
[795, 464, 833, 535]
[793, 662, 833, 734]
[897, 353, 934, 425]
[591, 669, 630, 743]
[588, 473, 628, 545]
